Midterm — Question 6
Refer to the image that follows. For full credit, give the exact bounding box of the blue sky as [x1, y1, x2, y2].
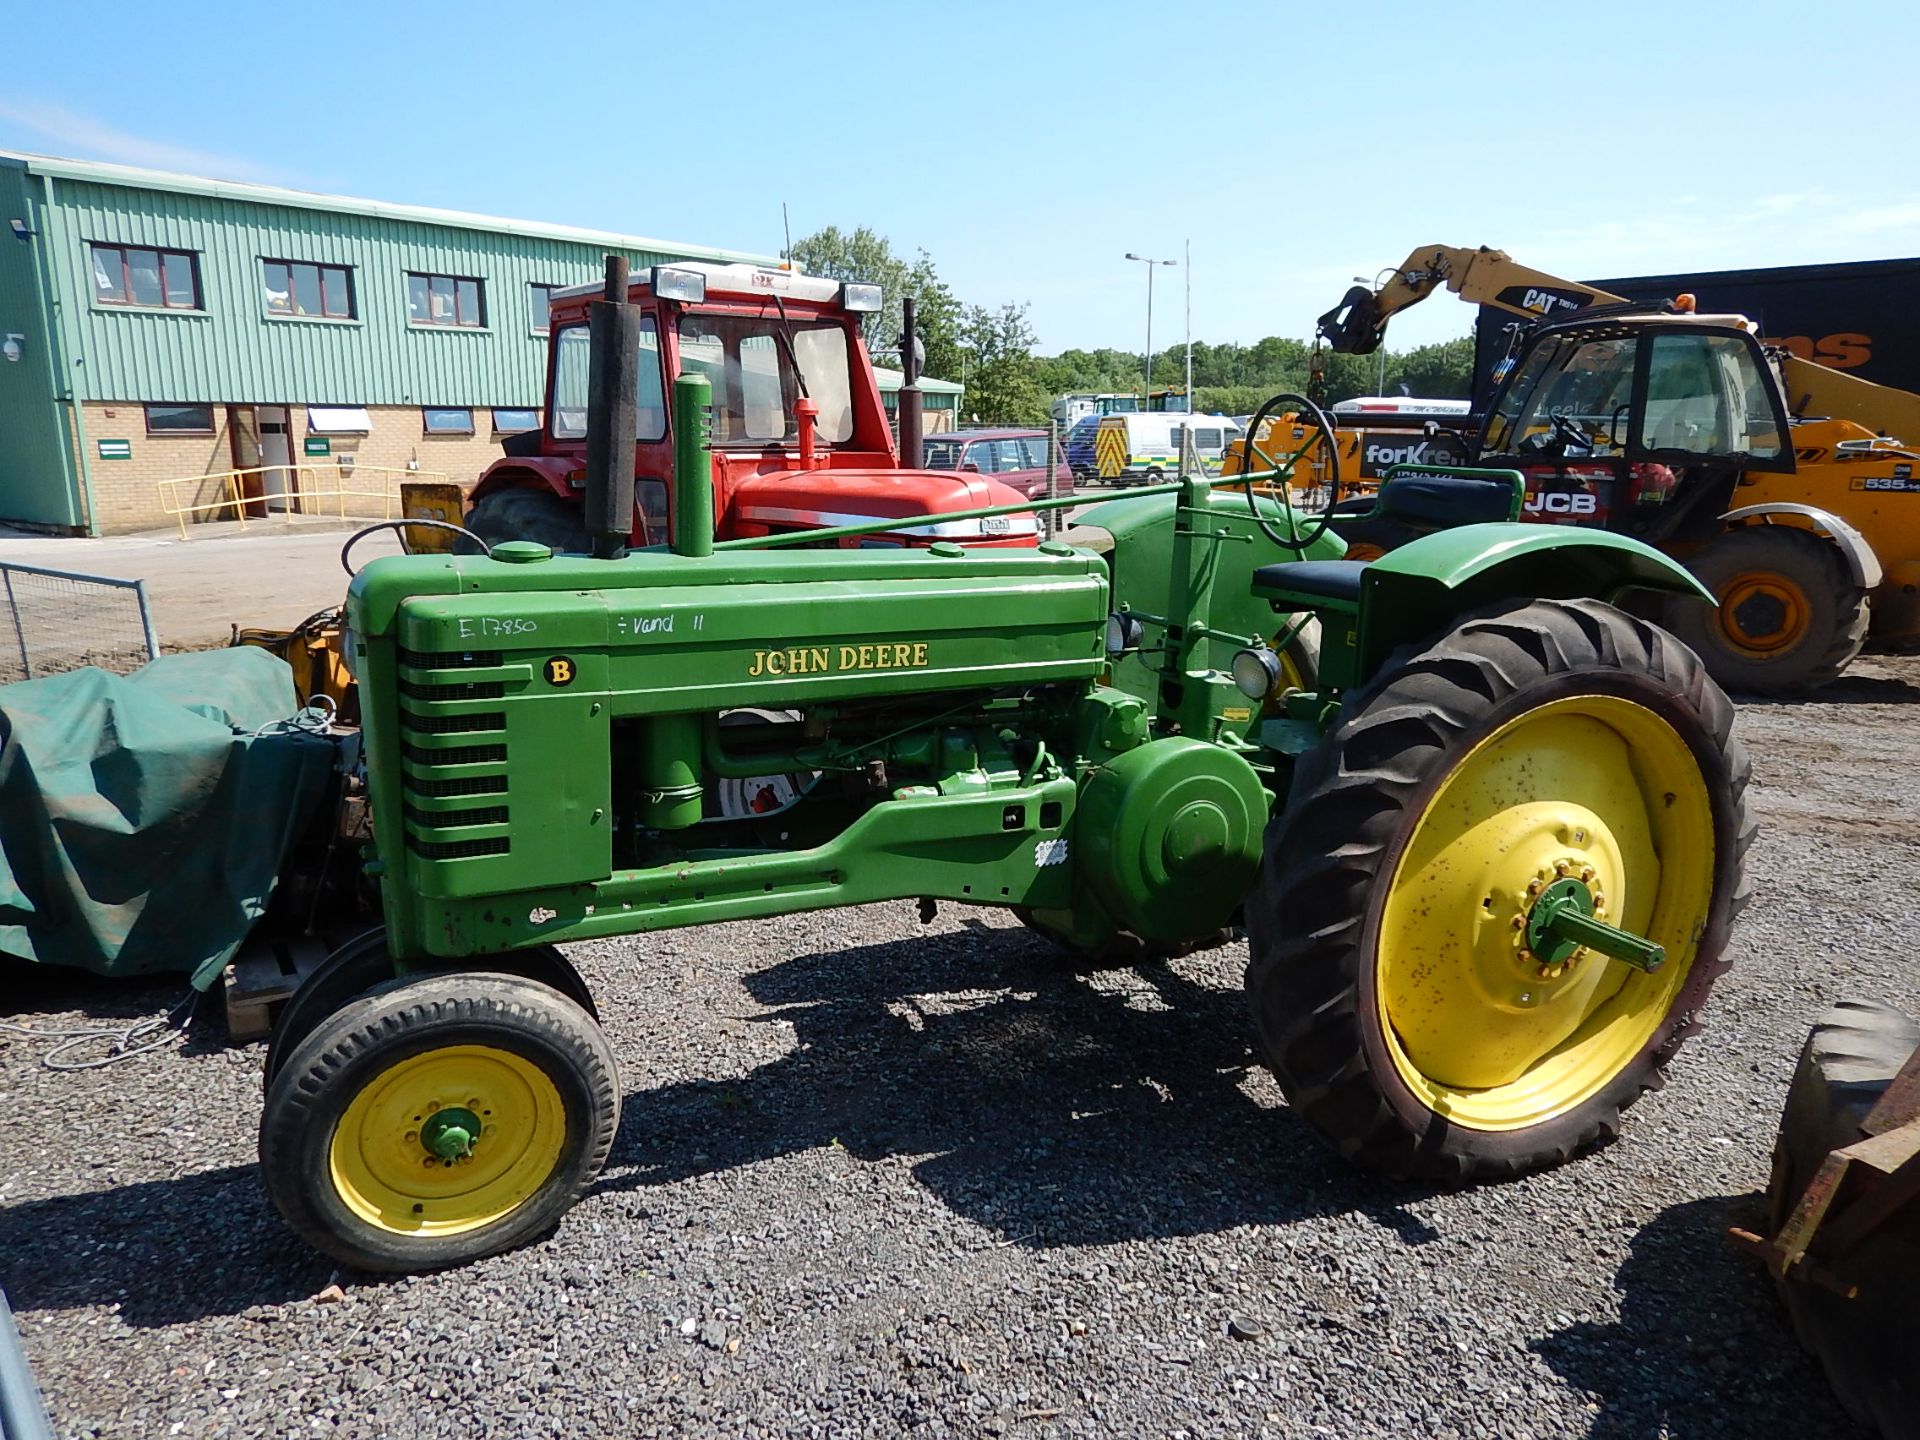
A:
[3, 0, 1917, 356]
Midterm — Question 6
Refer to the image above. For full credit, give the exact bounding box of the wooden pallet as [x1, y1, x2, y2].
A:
[223, 933, 330, 1042]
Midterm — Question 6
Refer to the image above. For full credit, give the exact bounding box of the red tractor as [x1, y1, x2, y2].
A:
[464, 262, 1035, 551]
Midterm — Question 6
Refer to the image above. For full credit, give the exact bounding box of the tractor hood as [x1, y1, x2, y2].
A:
[727, 467, 1039, 542]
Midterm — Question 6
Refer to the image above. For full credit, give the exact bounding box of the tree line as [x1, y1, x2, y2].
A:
[789, 226, 1475, 425]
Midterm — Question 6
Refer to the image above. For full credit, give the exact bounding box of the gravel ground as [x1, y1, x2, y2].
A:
[5, 656, 1920, 1439]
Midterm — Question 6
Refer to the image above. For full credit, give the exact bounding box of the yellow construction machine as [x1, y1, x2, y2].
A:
[1247, 245, 1920, 694]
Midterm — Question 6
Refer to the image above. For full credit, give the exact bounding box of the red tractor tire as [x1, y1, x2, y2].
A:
[460, 486, 590, 555]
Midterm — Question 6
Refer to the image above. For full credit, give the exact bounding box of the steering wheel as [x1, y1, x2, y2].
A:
[1240, 392, 1343, 553]
[1549, 411, 1592, 452]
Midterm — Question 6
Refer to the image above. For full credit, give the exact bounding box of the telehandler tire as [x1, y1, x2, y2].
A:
[458, 486, 591, 555]
[1246, 598, 1752, 1183]
[1765, 1000, 1920, 1438]
[1668, 526, 1868, 696]
[261, 972, 618, 1273]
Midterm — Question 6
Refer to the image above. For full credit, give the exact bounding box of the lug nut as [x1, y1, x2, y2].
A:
[1580, 866, 1595, 882]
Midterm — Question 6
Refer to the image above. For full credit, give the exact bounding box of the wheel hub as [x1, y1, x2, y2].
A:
[1516, 872, 1664, 979]
[1731, 589, 1788, 641]
[1720, 571, 1808, 654]
[421, 1106, 483, 1161]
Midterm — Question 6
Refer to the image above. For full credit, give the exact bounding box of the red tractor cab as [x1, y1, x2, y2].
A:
[466, 263, 1037, 551]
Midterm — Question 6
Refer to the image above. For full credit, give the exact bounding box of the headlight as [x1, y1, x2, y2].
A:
[841, 281, 883, 312]
[652, 266, 707, 303]
[1105, 612, 1145, 657]
[1231, 646, 1283, 700]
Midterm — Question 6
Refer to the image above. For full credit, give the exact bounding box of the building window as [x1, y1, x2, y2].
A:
[145, 403, 216, 434]
[423, 407, 475, 435]
[309, 406, 372, 434]
[529, 283, 557, 333]
[407, 272, 485, 328]
[263, 260, 355, 320]
[90, 243, 201, 310]
[493, 408, 540, 433]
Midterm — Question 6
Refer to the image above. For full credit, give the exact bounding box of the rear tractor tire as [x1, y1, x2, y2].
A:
[1668, 525, 1868, 696]
[260, 972, 618, 1273]
[1246, 598, 1753, 1183]
[1764, 999, 1920, 1436]
[458, 486, 591, 556]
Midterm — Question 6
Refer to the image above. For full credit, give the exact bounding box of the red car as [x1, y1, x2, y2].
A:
[921, 429, 1073, 500]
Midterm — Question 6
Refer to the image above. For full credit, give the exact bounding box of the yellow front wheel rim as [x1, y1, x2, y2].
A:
[329, 1045, 567, 1236]
[1376, 696, 1715, 1131]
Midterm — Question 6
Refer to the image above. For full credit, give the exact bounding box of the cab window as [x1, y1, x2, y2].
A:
[1638, 332, 1782, 460]
[1484, 333, 1637, 458]
[678, 314, 855, 445]
[550, 319, 666, 441]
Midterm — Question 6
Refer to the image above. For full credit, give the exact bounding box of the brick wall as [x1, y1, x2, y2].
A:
[76, 402, 513, 534]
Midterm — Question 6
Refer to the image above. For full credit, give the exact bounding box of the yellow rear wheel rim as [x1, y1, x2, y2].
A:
[329, 1045, 567, 1237]
[1717, 569, 1810, 655]
[1376, 696, 1714, 1131]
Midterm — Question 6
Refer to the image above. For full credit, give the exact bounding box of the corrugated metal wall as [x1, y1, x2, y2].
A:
[0, 162, 83, 526]
[35, 176, 702, 408]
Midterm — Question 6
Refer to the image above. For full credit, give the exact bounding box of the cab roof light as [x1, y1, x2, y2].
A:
[653, 266, 707, 304]
[841, 281, 883, 313]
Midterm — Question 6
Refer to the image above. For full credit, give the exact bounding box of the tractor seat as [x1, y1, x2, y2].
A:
[1249, 559, 1366, 606]
[1375, 471, 1519, 528]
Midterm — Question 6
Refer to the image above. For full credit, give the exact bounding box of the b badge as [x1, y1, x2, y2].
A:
[544, 656, 575, 686]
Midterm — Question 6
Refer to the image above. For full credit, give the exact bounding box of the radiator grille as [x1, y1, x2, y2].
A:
[400, 677, 506, 703]
[400, 708, 506, 735]
[402, 740, 507, 766]
[399, 647, 502, 668]
[405, 835, 512, 860]
[405, 801, 509, 829]
[405, 774, 508, 798]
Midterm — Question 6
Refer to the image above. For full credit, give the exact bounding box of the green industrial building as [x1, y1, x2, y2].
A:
[0, 152, 962, 534]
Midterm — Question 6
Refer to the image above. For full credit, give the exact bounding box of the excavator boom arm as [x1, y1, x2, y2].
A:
[1318, 245, 1628, 354]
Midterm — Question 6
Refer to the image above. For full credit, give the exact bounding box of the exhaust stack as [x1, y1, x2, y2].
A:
[584, 254, 640, 558]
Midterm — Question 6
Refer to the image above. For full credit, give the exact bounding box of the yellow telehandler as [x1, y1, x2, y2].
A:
[1241, 245, 1920, 694]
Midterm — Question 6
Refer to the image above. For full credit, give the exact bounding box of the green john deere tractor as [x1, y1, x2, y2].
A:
[257, 356, 1753, 1272]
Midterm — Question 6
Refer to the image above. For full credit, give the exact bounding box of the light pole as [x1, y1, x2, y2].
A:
[1353, 274, 1388, 396]
[1126, 252, 1177, 403]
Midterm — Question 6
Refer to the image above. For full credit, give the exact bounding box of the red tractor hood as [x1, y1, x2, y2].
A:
[727, 467, 1039, 543]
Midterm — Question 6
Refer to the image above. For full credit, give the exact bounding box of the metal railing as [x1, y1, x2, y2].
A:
[0, 562, 159, 683]
[155, 464, 451, 539]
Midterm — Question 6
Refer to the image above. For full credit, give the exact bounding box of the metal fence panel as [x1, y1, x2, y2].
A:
[0, 563, 159, 684]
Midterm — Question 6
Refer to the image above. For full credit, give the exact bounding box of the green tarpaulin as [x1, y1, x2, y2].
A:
[0, 648, 337, 988]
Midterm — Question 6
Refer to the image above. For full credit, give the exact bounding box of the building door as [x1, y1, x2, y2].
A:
[258, 405, 295, 512]
[227, 405, 265, 517]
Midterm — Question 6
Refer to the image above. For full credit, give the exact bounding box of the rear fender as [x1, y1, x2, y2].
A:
[1721, 503, 1883, 589]
[1347, 522, 1712, 684]
[470, 456, 578, 505]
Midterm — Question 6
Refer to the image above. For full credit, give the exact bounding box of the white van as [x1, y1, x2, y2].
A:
[1090, 413, 1244, 484]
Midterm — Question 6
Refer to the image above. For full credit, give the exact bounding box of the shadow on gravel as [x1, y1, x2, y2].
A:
[595, 918, 1443, 1247]
[0, 1163, 336, 1327]
[1531, 1193, 1855, 1439]
[0, 970, 335, 1326]
[1734, 668, 1920, 707]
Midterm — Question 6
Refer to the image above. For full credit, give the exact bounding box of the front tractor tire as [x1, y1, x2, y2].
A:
[459, 486, 591, 556]
[1246, 598, 1753, 1183]
[1667, 525, 1868, 696]
[260, 972, 618, 1273]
